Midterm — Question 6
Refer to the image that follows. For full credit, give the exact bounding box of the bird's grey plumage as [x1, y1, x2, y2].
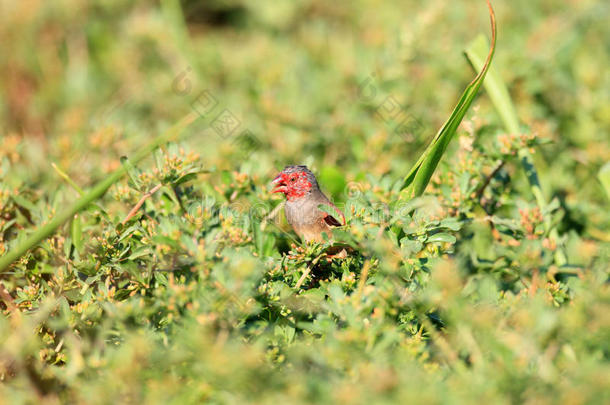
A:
[284, 187, 337, 242]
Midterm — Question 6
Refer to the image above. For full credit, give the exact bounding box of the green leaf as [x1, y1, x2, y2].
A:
[70, 214, 83, 254]
[400, 238, 424, 256]
[153, 147, 165, 173]
[599, 162, 610, 201]
[427, 233, 457, 244]
[439, 217, 463, 232]
[127, 246, 153, 261]
[173, 172, 199, 186]
[152, 235, 179, 248]
[221, 170, 232, 185]
[400, 1, 496, 199]
[262, 234, 276, 257]
[465, 35, 519, 134]
[11, 194, 38, 214]
[120, 156, 143, 191]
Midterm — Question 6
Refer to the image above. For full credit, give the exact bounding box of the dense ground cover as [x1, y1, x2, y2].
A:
[1, 0, 609, 403]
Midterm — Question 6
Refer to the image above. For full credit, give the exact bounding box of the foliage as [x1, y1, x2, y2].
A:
[1, 0, 609, 404]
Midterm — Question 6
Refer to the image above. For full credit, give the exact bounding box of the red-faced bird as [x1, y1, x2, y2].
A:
[271, 165, 345, 243]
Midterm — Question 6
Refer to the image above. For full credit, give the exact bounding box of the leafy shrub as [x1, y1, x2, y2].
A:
[1, 0, 609, 404]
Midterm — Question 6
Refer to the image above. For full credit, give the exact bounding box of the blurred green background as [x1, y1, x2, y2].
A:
[2, 0, 608, 199]
[1, 0, 609, 403]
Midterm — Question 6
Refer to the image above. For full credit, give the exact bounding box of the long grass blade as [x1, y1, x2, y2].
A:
[400, 0, 496, 199]
[0, 112, 199, 272]
[465, 35, 568, 265]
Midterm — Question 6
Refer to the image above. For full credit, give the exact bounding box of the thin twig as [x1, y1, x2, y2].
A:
[121, 184, 162, 225]
[295, 267, 311, 290]
[261, 201, 300, 244]
[261, 202, 284, 229]
[476, 159, 506, 200]
[268, 220, 300, 244]
[295, 252, 326, 289]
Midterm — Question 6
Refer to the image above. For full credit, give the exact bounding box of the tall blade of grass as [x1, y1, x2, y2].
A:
[0, 112, 199, 273]
[465, 37, 568, 265]
[400, 0, 496, 199]
[464, 35, 519, 134]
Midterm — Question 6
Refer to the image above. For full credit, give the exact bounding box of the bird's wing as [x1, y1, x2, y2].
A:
[321, 203, 346, 227]
[323, 214, 343, 227]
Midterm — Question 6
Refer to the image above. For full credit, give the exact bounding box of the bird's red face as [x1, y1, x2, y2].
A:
[271, 169, 313, 200]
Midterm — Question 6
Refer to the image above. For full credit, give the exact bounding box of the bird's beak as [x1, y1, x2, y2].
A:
[271, 174, 287, 194]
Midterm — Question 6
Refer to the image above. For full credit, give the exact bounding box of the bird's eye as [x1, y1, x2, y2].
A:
[290, 178, 296, 182]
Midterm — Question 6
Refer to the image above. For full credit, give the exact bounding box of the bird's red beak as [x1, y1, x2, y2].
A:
[271, 174, 287, 194]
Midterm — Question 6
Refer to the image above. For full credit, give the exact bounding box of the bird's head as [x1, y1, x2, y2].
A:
[271, 165, 318, 200]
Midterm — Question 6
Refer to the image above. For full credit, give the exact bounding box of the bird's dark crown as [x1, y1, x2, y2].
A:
[282, 165, 310, 173]
[281, 165, 318, 186]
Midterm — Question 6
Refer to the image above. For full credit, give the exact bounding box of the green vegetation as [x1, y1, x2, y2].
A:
[1, 0, 609, 403]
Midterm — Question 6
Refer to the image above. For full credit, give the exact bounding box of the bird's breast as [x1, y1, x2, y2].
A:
[284, 198, 331, 242]
[284, 198, 321, 227]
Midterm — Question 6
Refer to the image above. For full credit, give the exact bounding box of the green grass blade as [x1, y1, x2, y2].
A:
[70, 214, 83, 254]
[0, 112, 199, 273]
[465, 36, 568, 265]
[465, 35, 548, 211]
[464, 35, 520, 134]
[401, 0, 496, 199]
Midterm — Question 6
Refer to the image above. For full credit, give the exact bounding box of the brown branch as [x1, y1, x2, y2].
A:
[121, 184, 162, 225]
[0, 282, 19, 318]
[295, 253, 326, 290]
[476, 160, 506, 200]
[295, 267, 312, 290]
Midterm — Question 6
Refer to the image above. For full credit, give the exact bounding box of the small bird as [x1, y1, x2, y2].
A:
[271, 165, 345, 243]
